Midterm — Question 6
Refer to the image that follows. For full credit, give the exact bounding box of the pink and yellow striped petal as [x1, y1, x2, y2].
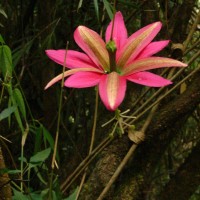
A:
[117, 22, 162, 68]
[122, 57, 187, 76]
[46, 50, 98, 69]
[126, 71, 172, 87]
[74, 26, 110, 71]
[45, 67, 103, 89]
[64, 72, 102, 88]
[105, 11, 128, 50]
[136, 40, 170, 59]
[99, 72, 126, 111]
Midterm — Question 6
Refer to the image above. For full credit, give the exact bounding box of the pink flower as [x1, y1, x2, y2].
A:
[45, 12, 187, 111]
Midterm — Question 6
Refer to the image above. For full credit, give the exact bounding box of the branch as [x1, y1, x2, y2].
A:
[156, 141, 200, 200]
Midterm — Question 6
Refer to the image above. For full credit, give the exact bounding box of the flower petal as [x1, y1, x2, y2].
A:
[122, 57, 187, 76]
[74, 26, 109, 71]
[126, 71, 172, 87]
[45, 68, 103, 89]
[105, 11, 128, 50]
[99, 72, 126, 111]
[117, 22, 162, 68]
[136, 40, 170, 59]
[64, 72, 102, 88]
[46, 50, 98, 69]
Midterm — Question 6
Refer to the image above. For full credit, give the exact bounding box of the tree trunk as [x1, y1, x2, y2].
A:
[156, 140, 200, 200]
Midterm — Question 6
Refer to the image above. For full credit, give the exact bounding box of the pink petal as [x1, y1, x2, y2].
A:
[122, 57, 187, 76]
[136, 40, 170, 59]
[46, 50, 98, 69]
[99, 72, 126, 111]
[45, 67, 103, 89]
[74, 26, 109, 71]
[64, 72, 102, 88]
[117, 22, 162, 68]
[105, 11, 128, 50]
[126, 71, 172, 87]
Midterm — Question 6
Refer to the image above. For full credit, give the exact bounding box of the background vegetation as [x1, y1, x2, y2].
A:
[0, 0, 199, 199]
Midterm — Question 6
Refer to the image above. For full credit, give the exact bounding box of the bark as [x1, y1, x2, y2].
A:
[0, 147, 12, 200]
[169, 0, 195, 42]
[156, 141, 200, 200]
[79, 137, 131, 200]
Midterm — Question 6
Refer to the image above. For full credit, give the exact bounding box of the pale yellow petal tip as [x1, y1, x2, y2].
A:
[182, 63, 188, 67]
[44, 83, 51, 90]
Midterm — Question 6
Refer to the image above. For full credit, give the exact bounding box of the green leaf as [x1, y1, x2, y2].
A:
[8, 93, 24, 133]
[93, 0, 99, 21]
[7, 169, 21, 174]
[13, 88, 26, 120]
[18, 156, 27, 163]
[77, 0, 83, 11]
[33, 125, 43, 154]
[12, 189, 29, 200]
[0, 106, 16, 121]
[0, 34, 5, 44]
[0, 45, 13, 79]
[42, 125, 59, 161]
[12, 40, 33, 68]
[63, 187, 79, 200]
[41, 189, 57, 200]
[29, 193, 43, 200]
[30, 148, 51, 163]
[102, 0, 113, 20]
[42, 126, 55, 151]
[0, 8, 8, 18]
[0, 168, 20, 175]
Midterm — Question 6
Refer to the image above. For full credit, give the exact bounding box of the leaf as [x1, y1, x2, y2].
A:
[0, 34, 5, 44]
[93, 0, 99, 21]
[7, 169, 21, 174]
[30, 148, 51, 163]
[77, 0, 83, 11]
[102, 0, 113, 20]
[21, 123, 29, 147]
[13, 189, 43, 200]
[0, 106, 16, 121]
[8, 93, 24, 133]
[29, 193, 43, 200]
[63, 187, 79, 200]
[18, 156, 27, 163]
[33, 125, 43, 154]
[128, 130, 145, 144]
[0, 45, 13, 78]
[0, 8, 8, 18]
[12, 189, 29, 200]
[42, 125, 59, 161]
[41, 189, 57, 200]
[13, 88, 26, 120]
[42, 126, 55, 151]
[0, 168, 20, 176]
[12, 40, 33, 68]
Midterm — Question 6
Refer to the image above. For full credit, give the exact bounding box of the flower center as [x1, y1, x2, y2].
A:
[106, 40, 118, 73]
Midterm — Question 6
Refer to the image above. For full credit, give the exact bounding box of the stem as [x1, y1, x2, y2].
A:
[110, 0, 116, 41]
[183, 10, 200, 50]
[60, 137, 112, 193]
[75, 87, 99, 199]
[49, 42, 69, 199]
[20, 144, 24, 191]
